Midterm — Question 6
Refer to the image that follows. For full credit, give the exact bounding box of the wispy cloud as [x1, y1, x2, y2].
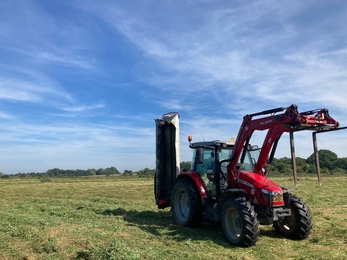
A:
[0, 0, 346, 174]
[73, 1, 347, 118]
[0, 120, 155, 173]
[0, 78, 72, 103]
[0, 0, 102, 75]
[0, 111, 12, 119]
[62, 103, 105, 113]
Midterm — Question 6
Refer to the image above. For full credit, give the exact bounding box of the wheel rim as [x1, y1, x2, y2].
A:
[174, 188, 189, 221]
[277, 206, 296, 232]
[224, 207, 242, 240]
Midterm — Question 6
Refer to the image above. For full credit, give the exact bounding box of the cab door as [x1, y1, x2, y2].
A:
[154, 112, 180, 209]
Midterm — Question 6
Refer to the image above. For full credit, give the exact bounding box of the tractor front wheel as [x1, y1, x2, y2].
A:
[221, 197, 259, 247]
[273, 193, 312, 240]
[171, 178, 202, 227]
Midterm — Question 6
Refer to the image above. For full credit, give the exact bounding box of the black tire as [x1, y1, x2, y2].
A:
[273, 193, 312, 240]
[171, 178, 202, 227]
[221, 197, 259, 247]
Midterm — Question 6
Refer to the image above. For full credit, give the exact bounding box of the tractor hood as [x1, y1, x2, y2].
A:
[238, 171, 283, 194]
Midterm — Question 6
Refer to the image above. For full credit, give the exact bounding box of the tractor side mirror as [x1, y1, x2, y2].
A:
[196, 147, 204, 164]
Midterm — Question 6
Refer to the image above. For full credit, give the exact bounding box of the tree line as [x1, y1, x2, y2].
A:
[0, 167, 121, 179]
[1, 149, 346, 179]
[271, 149, 347, 174]
[0, 166, 158, 179]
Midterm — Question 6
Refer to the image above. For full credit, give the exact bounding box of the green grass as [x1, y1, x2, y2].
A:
[0, 176, 347, 259]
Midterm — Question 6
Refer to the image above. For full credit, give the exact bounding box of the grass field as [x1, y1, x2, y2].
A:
[0, 175, 346, 260]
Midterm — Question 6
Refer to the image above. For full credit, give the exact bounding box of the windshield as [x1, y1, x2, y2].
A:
[191, 146, 256, 196]
[191, 146, 256, 173]
[249, 146, 260, 166]
[219, 147, 254, 172]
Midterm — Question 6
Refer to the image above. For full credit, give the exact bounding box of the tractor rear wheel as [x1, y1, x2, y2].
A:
[171, 178, 202, 227]
[273, 193, 312, 240]
[221, 197, 259, 247]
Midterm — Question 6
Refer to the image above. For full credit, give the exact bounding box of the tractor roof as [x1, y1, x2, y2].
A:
[189, 140, 235, 148]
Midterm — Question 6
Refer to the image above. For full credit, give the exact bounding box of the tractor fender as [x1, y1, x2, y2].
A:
[216, 189, 249, 214]
[176, 171, 208, 199]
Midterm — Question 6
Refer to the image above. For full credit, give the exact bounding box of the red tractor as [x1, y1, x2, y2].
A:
[154, 104, 341, 247]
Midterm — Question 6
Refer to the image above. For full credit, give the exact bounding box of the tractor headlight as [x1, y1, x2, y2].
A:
[262, 189, 284, 205]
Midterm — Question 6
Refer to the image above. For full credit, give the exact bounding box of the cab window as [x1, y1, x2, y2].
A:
[194, 147, 216, 174]
[218, 147, 254, 172]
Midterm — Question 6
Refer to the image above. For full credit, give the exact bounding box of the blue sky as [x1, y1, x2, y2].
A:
[1, 0, 347, 174]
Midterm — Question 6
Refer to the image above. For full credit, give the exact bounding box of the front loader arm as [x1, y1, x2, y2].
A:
[254, 125, 289, 174]
[229, 105, 302, 170]
[229, 104, 340, 177]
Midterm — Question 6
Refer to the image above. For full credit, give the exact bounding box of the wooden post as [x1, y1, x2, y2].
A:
[290, 131, 298, 187]
[312, 132, 322, 186]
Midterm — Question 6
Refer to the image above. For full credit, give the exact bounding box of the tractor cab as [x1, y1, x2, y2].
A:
[189, 139, 261, 198]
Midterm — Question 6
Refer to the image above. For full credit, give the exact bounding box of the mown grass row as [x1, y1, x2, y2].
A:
[0, 176, 346, 259]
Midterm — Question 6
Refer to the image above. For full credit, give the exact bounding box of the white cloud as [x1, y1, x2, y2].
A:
[62, 103, 105, 113]
[72, 0, 347, 119]
[0, 120, 155, 174]
[0, 77, 73, 104]
[0, 111, 12, 119]
[1, 0, 346, 174]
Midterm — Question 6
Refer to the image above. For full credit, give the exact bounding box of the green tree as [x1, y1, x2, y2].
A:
[87, 169, 96, 176]
[271, 157, 292, 174]
[138, 168, 155, 177]
[306, 149, 338, 172]
[295, 157, 311, 173]
[336, 158, 347, 172]
[104, 167, 120, 175]
[75, 169, 86, 176]
[46, 168, 63, 177]
[16, 172, 26, 178]
[96, 168, 104, 175]
[123, 170, 133, 175]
